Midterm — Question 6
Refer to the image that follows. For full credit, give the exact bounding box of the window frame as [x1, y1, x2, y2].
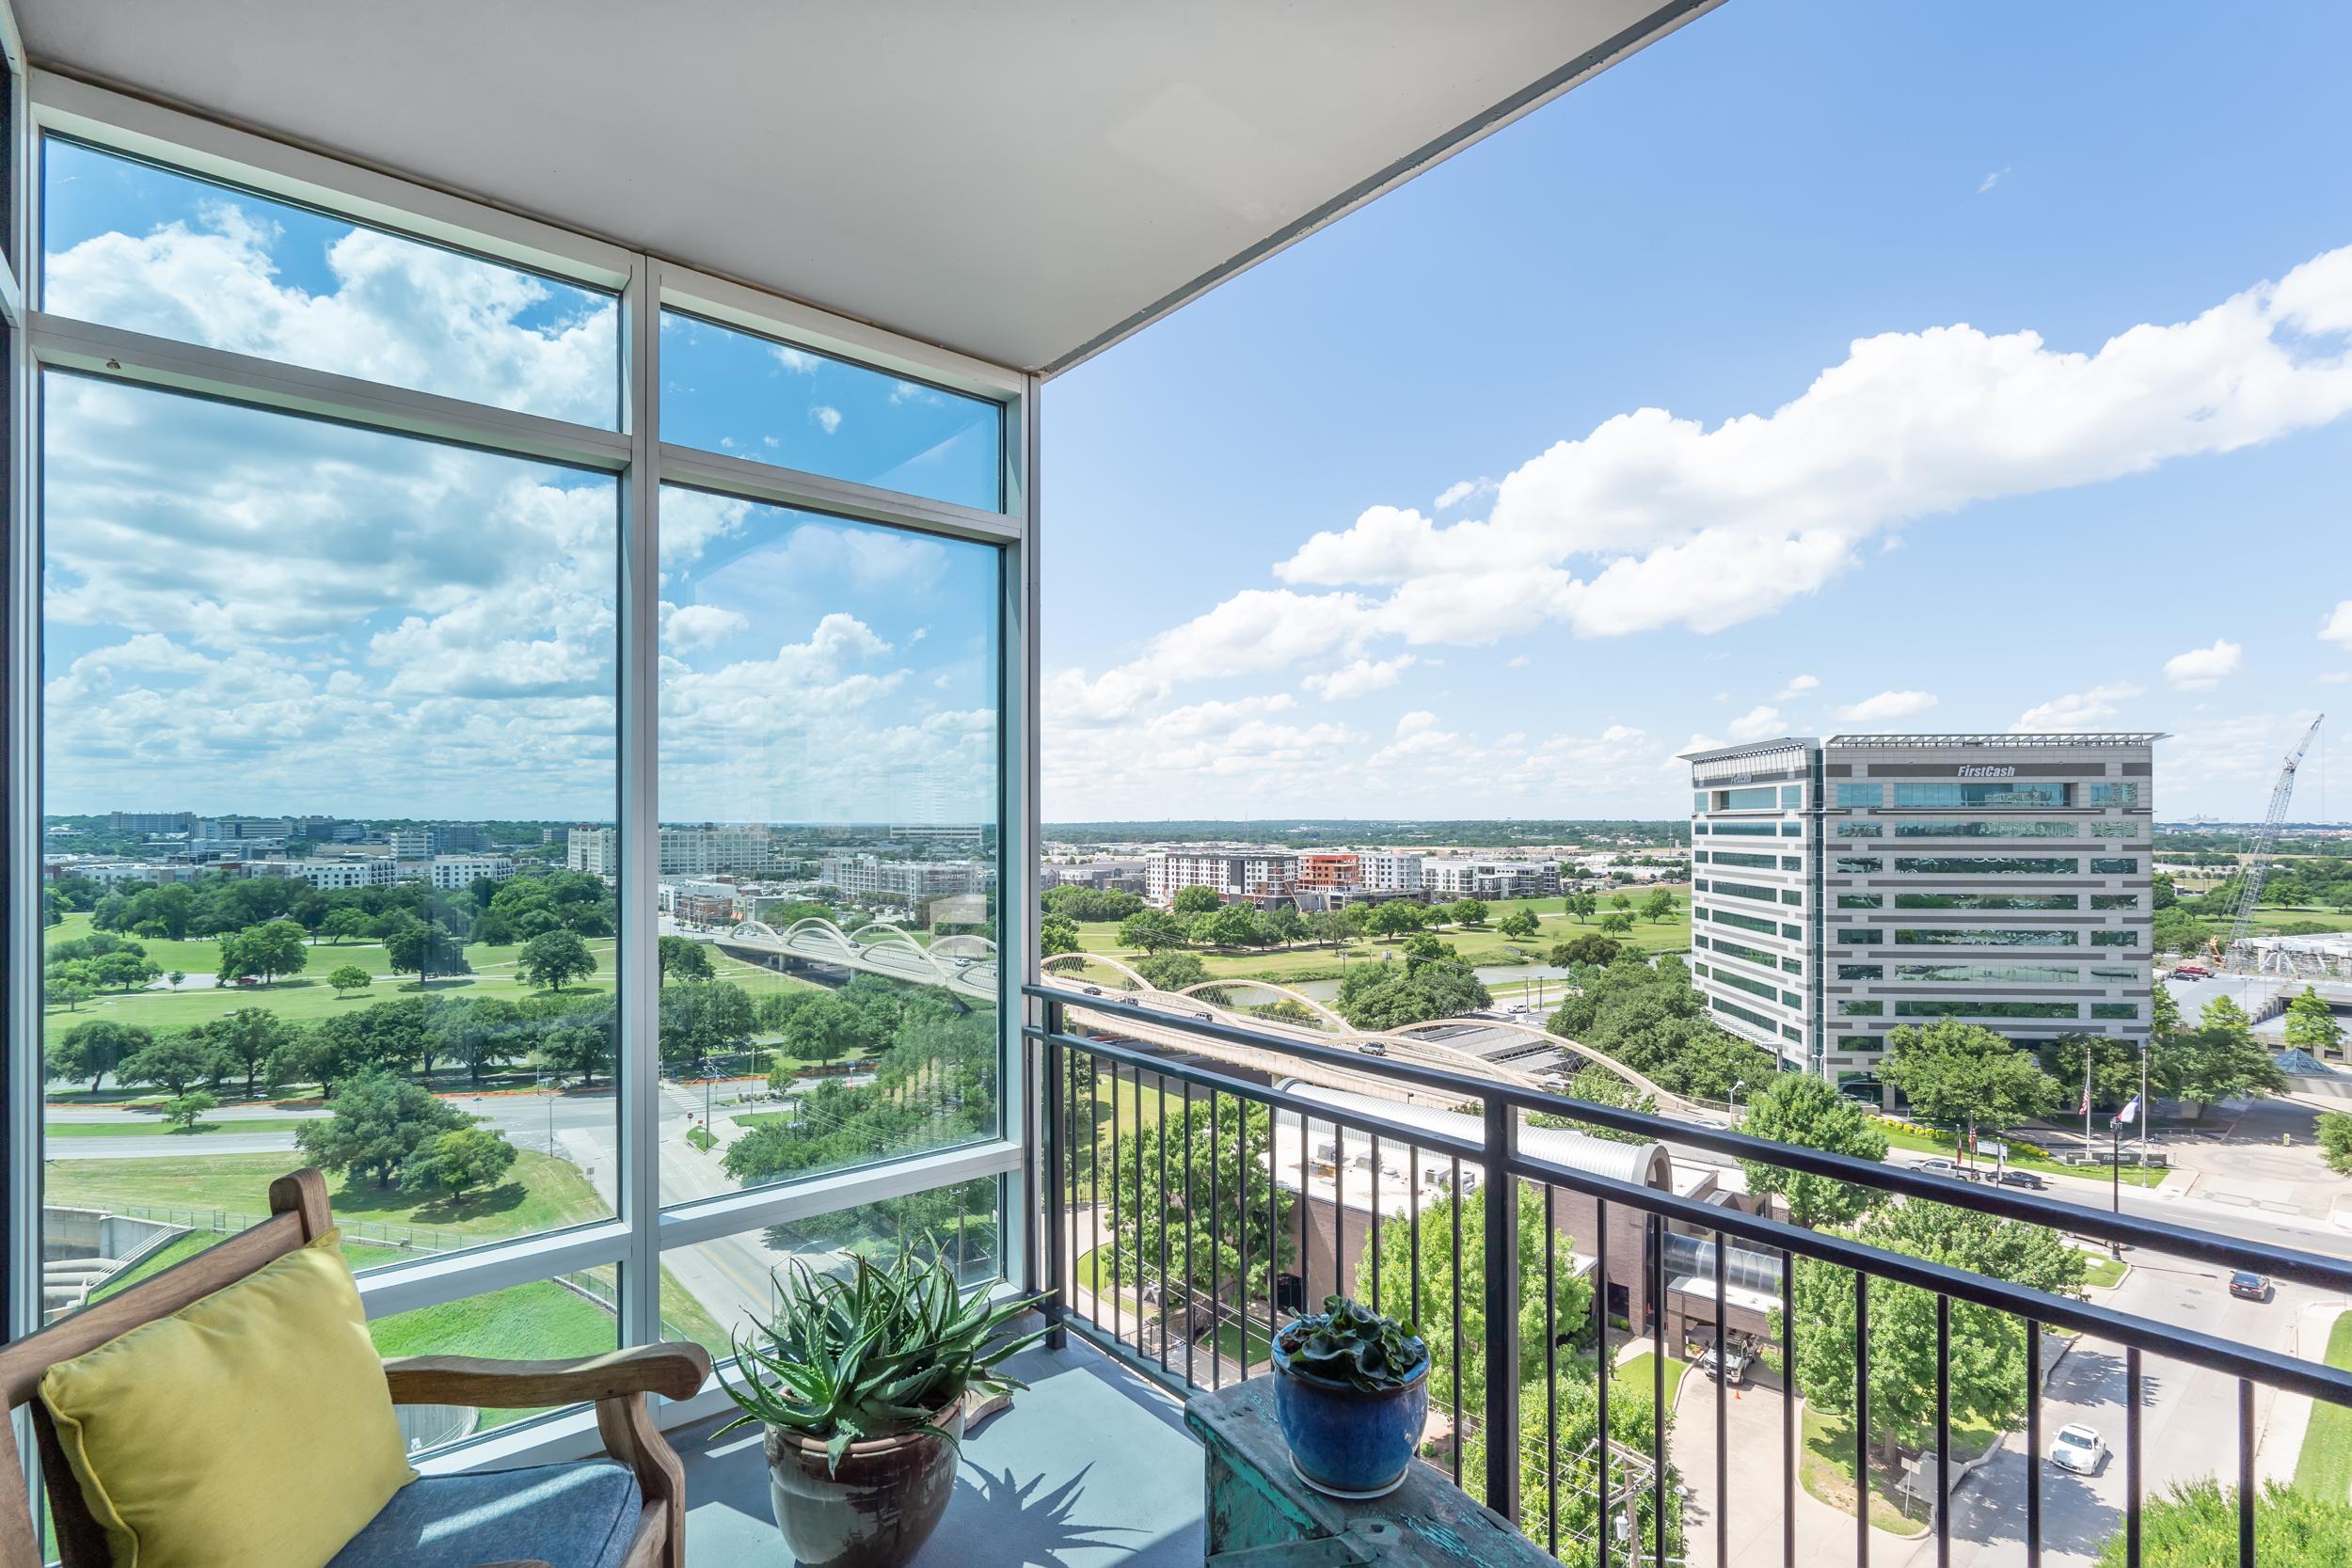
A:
[4, 71, 1040, 1464]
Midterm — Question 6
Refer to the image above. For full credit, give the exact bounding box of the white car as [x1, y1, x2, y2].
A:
[2051, 1423, 2106, 1475]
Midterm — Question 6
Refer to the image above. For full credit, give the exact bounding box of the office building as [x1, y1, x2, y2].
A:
[105, 811, 193, 835]
[1684, 734, 2159, 1093]
[818, 855, 986, 902]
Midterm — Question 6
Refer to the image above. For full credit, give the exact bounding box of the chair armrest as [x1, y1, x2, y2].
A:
[384, 1342, 711, 1408]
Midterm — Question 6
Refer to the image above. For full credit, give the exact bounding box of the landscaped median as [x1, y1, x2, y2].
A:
[1874, 1117, 2169, 1189]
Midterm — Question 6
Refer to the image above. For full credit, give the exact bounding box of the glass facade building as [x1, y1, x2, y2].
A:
[1685, 733, 2160, 1096]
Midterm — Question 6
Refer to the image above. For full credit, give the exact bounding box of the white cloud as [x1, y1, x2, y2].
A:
[1978, 166, 2010, 194]
[2321, 600, 2352, 650]
[1394, 711, 1439, 738]
[1726, 705, 1787, 741]
[772, 345, 820, 374]
[2012, 681, 2145, 731]
[809, 404, 843, 435]
[1434, 478, 1492, 510]
[1774, 673, 1820, 700]
[1267, 245, 2352, 643]
[661, 603, 751, 652]
[2164, 639, 2243, 690]
[1837, 689, 1940, 722]
[1303, 655, 1415, 701]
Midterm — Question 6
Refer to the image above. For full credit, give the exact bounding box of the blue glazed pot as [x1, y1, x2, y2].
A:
[1269, 1325, 1431, 1499]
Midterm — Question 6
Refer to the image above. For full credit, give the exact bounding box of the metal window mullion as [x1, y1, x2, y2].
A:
[357, 1221, 632, 1322]
[655, 1137, 1023, 1252]
[1001, 370, 1039, 1298]
[28, 313, 632, 471]
[657, 441, 1018, 546]
[616, 253, 663, 1351]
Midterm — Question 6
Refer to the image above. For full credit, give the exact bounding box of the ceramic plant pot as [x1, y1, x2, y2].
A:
[763, 1401, 964, 1568]
[1269, 1330, 1430, 1499]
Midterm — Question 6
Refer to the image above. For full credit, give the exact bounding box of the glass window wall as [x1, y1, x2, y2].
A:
[1892, 782, 2070, 809]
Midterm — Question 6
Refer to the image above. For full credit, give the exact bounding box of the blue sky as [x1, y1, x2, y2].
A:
[1041, 1, 2352, 823]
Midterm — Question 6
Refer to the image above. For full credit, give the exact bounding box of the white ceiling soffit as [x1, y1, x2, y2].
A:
[17, 1, 1721, 376]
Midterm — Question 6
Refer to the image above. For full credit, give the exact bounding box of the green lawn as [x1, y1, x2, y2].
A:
[40, 912, 618, 1057]
[44, 1148, 611, 1243]
[1800, 1403, 1999, 1533]
[1877, 1122, 2167, 1189]
[43, 1116, 316, 1139]
[1614, 1351, 1688, 1413]
[2295, 1311, 2352, 1500]
[1212, 1322, 1276, 1368]
[2079, 1250, 2127, 1290]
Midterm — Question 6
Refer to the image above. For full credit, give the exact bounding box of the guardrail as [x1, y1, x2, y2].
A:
[1025, 983, 2352, 1568]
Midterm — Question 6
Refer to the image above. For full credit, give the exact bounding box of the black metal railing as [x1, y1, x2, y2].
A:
[1025, 983, 2352, 1568]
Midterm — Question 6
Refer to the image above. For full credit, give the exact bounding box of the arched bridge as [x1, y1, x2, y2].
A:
[707, 917, 997, 1003]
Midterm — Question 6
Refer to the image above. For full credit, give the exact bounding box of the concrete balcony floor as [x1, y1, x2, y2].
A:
[677, 1339, 1204, 1566]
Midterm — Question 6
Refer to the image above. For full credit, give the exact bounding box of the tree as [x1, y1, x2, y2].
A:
[658, 935, 713, 984]
[1597, 911, 1636, 936]
[437, 996, 524, 1084]
[122, 1033, 222, 1097]
[2318, 1111, 2352, 1176]
[1549, 933, 1621, 969]
[1738, 1073, 1889, 1227]
[294, 1070, 469, 1187]
[1359, 1182, 1593, 1431]
[1104, 1091, 1294, 1317]
[318, 908, 372, 944]
[404, 1126, 519, 1201]
[1333, 955, 1489, 1030]
[2159, 995, 2287, 1104]
[1564, 892, 1597, 925]
[1361, 900, 1425, 938]
[2284, 986, 2345, 1059]
[2037, 1032, 2142, 1113]
[537, 1016, 614, 1086]
[1264, 906, 1309, 949]
[1497, 909, 1540, 942]
[1117, 909, 1189, 953]
[1171, 886, 1223, 917]
[518, 929, 597, 991]
[1610, 892, 1634, 915]
[1136, 951, 1210, 991]
[1530, 1065, 1657, 1144]
[1790, 1200, 2085, 1465]
[49, 982, 91, 1013]
[2151, 976, 2184, 1042]
[1877, 1020, 2059, 1158]
[1463, 1370, 1681, 1566]
[327, 964, 373, 998]
[213, 1007, 297, 1100]
[1447, 898, 1489, 927]
[1191, 904, 1263, 950]
[217, 919, 310, 987]
[383, 917, 470, 986]
[1041, 913, 1081, 957]
[50, 1020, 151, 1092]
[1041, 884, 1145, 924]
[1640, 888, 1677, 923]
[2105, 1478, 2352, 1567]
[163, 1091, 217, 1133]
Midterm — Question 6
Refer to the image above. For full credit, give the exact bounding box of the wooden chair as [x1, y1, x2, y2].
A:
[0, 1169, 711, 1568]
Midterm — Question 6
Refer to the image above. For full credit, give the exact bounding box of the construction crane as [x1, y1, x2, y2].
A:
[2220, 713, 2324, 967]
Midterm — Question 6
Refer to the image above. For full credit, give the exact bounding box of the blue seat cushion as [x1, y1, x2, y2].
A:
[328, 1461, 641, 1568]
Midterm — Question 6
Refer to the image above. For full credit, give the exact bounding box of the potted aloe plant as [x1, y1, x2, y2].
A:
[718, 1247, 1044, 1568]
[1270, 1294, 1431, 1498]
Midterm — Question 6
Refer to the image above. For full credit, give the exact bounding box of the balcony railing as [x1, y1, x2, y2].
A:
[1024, 983, 2352, 1568]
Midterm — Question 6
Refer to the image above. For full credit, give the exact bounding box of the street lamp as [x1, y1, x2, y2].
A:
[1730, 1078, 1746, 1113]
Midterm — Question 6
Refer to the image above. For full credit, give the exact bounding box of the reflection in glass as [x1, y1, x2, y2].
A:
[660, 311, 1002, 511]
[40, 375, 619, 1307]
[655, 487, 1000, 1204]
[368, 1267, 622, 1453]
[42, 140, 619, 428]
[663, 1179, 1000, 1362]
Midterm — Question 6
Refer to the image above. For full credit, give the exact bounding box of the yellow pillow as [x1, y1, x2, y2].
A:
[39, 1229, 415, 1568]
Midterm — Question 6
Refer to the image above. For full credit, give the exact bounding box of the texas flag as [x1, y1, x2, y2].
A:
[2115, 1094, 2141, 1128]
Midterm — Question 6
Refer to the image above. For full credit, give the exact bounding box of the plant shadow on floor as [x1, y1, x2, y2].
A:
[949, 1461, 1145, 1568]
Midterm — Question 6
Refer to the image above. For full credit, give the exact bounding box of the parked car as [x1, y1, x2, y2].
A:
[2230, 1271, 2272, 1302]
[2051, 1423, 2107, 1475]
[2173, 964, 2213, 979]
[1994, 1170, 2047, 1191]
[1914, 1158, 1966, 1179]
[1698, 1339, 1756, 1386]
[1357, 1042, 1389, 1057]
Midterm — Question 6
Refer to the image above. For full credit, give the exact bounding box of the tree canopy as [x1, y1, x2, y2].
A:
[1738, 1072, 1890, 1227]
[1877, 1020, 2059, 1150]
[517, 929, 597, 991]
[294, 1070, 470, 1187]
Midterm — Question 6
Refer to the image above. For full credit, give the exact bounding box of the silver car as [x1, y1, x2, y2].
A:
[2051, 1423, 2106, 1475]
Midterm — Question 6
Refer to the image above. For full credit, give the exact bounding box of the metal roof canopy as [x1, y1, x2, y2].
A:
[16, 0, 1722, 376]
[1824, 734, 2169, 748]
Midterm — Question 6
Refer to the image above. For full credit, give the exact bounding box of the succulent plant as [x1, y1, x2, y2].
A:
[716, 1245, 1047, 1474]
[1275, 1294, 1428, 1392]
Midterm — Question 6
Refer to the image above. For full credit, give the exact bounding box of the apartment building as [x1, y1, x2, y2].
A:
[1295, 853, 1360, 891]
[1358, 851, 1422, 894]
[251, 857, 398, 891]
[386, 827, 433, 858]
[1144, 850, 1298, 906]
[818, 855, 986, 902]
[1422, 858, 1562, 901]
[426, 854, 516, 890]
[1684, 733, 2158, 1092]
